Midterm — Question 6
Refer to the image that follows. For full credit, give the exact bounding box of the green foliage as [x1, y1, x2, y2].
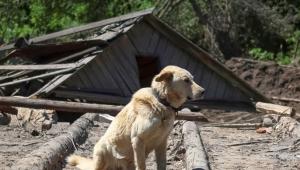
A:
[249, 48, 292, 65]
[107, 0, 154, 17]
[249, 48, 275, 61]
[0, 0, 154, 43]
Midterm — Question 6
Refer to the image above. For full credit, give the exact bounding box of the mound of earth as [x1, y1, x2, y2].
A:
[226, 58, 300, 112]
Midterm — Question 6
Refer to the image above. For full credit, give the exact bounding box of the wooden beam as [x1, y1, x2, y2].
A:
[0, 55, 95, 87]
[255, 102, 295, 117]
[0, 63, 78, 70]
[144, 15, 270, 103]
[271, 96, 300, 103]
[50, 46, 100, 64]
[0, 68, 74, 87]
[0, 96, 208, 121]
[53, 89, 130, 105]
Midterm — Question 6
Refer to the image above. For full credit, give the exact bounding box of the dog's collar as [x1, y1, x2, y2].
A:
[153, 89, 181, 112]
[158, 98, 181, 112]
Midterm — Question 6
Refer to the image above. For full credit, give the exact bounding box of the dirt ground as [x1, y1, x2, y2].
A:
[0, 116, 70, 170]
[199, 126, 300, 170]
[226, 58, 300, 112]
[63, 120, 186, 170]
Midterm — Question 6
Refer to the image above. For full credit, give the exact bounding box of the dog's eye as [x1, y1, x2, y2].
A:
[184, 78, 191, 84]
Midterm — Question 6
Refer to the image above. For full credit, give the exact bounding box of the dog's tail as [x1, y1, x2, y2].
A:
[67, 154, 94, 170]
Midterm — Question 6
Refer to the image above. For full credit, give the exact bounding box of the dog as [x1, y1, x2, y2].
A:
[67, 65, 205, 170]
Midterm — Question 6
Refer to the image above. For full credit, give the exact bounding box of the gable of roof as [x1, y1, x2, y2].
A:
[142, 14, 269, 103]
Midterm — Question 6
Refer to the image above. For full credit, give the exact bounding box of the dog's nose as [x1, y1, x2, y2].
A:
[201, 90, 205, 95]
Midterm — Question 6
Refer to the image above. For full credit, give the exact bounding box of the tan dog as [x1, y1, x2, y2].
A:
[67, 65, 205, 170]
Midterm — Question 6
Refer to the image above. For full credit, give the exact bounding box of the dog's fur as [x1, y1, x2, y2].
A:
[67, 65, 205, 170]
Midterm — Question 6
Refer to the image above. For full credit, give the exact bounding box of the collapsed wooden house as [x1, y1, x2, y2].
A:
[0, 8, 268, 110]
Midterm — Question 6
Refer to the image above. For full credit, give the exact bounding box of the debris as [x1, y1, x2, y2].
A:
[273, 116, 300, 138]
[11, 113, 97, 170]
[256, 127, 272, 134]
[16, 107, 57, 132]
[255, 102, 295, 117]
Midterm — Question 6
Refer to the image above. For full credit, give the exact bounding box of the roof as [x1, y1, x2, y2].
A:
[0, 8, 269, 104]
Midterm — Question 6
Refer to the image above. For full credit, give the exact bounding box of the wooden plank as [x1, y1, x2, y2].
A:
[199, 67, 212, 93]
[144, 15, 269, 102]
[187, 57, 200, 80]
[205, 72, 219, 99]
[146, 27, 160, 53]
[255, 102, 295, 116]
[154, 37, 169, 67]
[29, 75, 64, 97]
[0, 8, 154, 52]
[193, 62, 205, 86]
[0, 68, 75, 87]
[271, 96, 300, 103]
[86, 61, 106, 88]
[100, 50, 130, 96]
[222, 84, 235, 101]
[94, 57, 120, 92]
[0, 63, 78, 70]
[110, 40, 140, 90]
[65, 73, 86, 88]
[213, 77, 227, 100]
[117, 35, 139, 75]
[105, 48, 135, 95]
[53, 89, 130, 105]
[59, 56, 97, 89]
[158, 40, 174, 67]
[50, 46, 99, 64]
[172, 48, 189, 69]
[127, 22, 153, 55]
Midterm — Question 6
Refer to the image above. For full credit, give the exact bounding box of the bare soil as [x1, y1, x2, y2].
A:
[0, 116, 70, 170]
[63, 120, 186, 170]
[226, 58, 300, 112]
[199, 126, 300, 170]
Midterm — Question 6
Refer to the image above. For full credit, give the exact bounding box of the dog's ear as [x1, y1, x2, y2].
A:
[155, 71, 173, 82]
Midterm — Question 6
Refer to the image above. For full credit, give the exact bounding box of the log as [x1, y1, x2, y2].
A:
[271, 96, 300, 103]
[183, 121, 210, 170]
[0, 96, 208, 121]
[255, 102, 295, 117]
[11, 113, 97, 170]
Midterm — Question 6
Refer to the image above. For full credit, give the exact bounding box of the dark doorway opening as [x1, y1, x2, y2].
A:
[136, 56, 159, 87]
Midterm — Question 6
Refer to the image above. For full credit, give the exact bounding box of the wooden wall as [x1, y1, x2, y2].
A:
[126, 22, 250, 102]
[62, 35, 140, 97]
[62, 21, 250, 102]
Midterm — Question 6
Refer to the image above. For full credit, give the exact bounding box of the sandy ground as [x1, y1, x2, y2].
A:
[63, 120, 186, 170]
[0, 116, 70, 170]
[199, 126, 300, 170]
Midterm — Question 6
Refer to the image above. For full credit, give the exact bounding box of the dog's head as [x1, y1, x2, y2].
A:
[151, 65, 205, 108]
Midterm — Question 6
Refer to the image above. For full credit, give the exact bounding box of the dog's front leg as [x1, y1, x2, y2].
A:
[155, 139, 167, 170]
[131, 136, 146, 170]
